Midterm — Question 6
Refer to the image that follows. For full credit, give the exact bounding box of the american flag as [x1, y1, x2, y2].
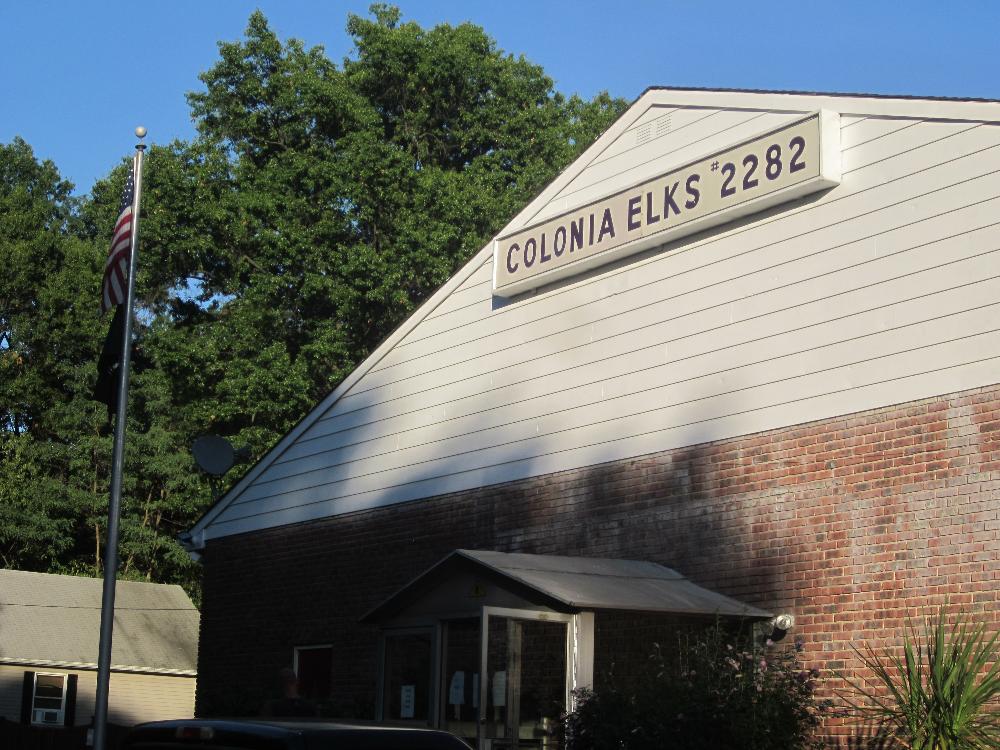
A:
[100, 170, 135, 313]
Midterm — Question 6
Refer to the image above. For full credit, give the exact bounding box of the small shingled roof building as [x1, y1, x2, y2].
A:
[183, 88, 1000, 747]
[0, 570, 199, 728]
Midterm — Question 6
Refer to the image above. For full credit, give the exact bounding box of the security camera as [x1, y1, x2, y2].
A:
[773, 614, 795, 631]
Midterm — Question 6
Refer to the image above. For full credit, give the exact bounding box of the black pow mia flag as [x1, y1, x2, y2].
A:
[93, 304, 125, 417]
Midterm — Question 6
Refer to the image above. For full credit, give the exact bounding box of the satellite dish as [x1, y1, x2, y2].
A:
[192, 435, 235, 476]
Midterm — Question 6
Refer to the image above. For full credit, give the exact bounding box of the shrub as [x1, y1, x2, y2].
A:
[841, 607, 1000, 750]
[563, 623, 825, 750]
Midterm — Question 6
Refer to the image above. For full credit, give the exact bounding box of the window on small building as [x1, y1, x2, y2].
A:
[294, 645, 333, 703]
[31, 673, 67, 725]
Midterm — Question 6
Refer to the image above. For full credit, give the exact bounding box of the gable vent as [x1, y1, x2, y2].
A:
[655, 113, 673, 137]
[635, 113, 673, 146]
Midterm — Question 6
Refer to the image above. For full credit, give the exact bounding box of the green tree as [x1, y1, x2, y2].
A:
[1, 5, 626, 600]
[0, 142, 201, 592]
[0, 138, 104, 571]
[138, 4, 626, 456]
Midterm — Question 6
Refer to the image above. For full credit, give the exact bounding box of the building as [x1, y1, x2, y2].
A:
[0, 569, 199, 727]
[184, 88, 1000, 746]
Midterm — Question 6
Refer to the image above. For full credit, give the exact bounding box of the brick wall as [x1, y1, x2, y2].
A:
[196, 383, 1000, 737]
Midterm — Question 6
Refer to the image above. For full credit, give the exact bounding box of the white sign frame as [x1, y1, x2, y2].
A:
[493, 110, 841, 297]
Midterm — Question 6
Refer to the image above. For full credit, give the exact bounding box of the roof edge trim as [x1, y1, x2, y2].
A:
[0, 657, 196, 676]
[642, 87, 1000, 123]
[643, 84, 1000, 105]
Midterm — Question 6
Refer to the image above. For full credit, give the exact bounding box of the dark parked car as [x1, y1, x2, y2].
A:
[120, 719, 472, 749]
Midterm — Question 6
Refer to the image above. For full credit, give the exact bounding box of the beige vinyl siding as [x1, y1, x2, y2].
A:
[530, 108, 797, 225]
[405, 260, 494, 340]
[208, 110, 1000, 537]
[103, 671, 195, 725]
[375, 118, 989, 372]
[423, 269, 491, 322]
[599, 104, 681, 158]
[0, 664, 194, 726]
[0, 666, 21, 722]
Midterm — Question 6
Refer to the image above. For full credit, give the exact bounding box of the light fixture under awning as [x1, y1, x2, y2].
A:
[362, 549, 772, 624]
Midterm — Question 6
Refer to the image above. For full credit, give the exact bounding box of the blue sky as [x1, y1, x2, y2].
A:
[3, 0, 998, 195]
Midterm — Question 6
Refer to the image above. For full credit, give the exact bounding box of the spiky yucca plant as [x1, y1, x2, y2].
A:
[843, 608, 1000, 750]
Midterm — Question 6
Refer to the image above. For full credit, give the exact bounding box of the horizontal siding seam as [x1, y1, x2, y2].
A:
[841, 123, 982, 176]
[548, 110, 773, 208]
[841, 119, 922, 152]
[323, 220, 1000, 451]
[215, 354, 1000, 527]
[362, 168, 1000, 391]
[380, 125, 991, 360]
[582, 107, 718, 170]
[273, 272, 1000, 468]
[232, 328, 1000, 507]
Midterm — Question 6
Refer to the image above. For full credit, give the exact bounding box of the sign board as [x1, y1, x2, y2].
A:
[491, 670, 506, 707]
[493, 110, 841, 297]
[449, 671, 465, 705]
[400, 684, 415, 719]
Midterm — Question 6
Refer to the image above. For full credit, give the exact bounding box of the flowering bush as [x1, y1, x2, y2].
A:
[563, 624, 825, 750]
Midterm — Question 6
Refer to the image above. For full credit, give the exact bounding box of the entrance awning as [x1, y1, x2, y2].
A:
[363, 549, 771, 623]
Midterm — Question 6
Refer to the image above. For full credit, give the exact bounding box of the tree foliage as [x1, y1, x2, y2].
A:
[0, 5, 627, 599]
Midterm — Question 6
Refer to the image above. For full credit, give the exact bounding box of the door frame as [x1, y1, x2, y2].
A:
[476, 606, 590, 750]
[375, 625, 439, 723]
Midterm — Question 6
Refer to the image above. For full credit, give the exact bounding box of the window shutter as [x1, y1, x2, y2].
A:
[20, 671, 34, 724]
[64, 674, 78, 726]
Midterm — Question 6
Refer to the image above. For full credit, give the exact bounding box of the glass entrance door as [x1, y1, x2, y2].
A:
[380, 629, 433, 724]
[479, 609, 570, 750]
[440, 618, 480, 745]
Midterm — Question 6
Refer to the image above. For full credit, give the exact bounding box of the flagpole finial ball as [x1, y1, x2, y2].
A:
[135, 126, 147, 139]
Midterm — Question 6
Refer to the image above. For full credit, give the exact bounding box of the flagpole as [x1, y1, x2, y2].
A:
[93, 127, 146, 750]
